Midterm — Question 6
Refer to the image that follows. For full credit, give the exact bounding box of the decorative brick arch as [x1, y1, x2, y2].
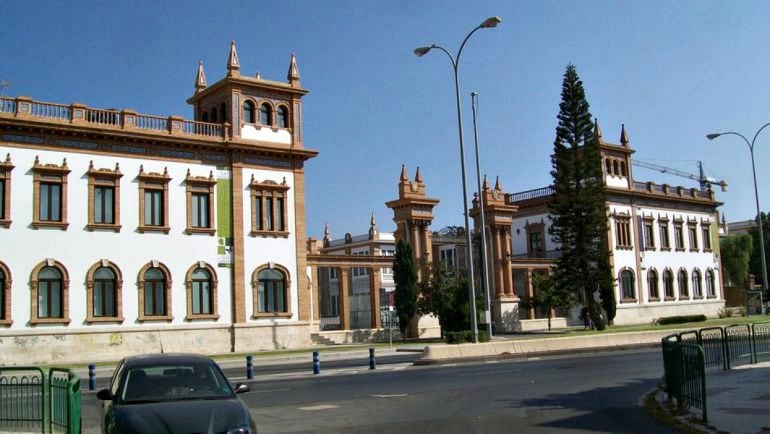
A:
[137, 261, 173, 322]
[251, 263, 293, 318]
[85, 259, 124, 323]
[29, 259, 70, 325]
[184, 261, 219, 321]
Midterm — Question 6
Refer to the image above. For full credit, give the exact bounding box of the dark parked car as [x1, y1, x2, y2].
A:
[97, 353, 256, 434]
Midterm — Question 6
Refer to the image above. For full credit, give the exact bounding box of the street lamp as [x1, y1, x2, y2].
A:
[707, 124, 770, 299]
[414, 16, 501, 343]
[471, 91, 493, 337]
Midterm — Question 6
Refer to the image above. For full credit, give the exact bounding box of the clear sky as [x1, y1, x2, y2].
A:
[3, 1, 770, 239]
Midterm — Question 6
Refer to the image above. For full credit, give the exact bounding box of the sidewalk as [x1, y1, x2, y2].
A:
[655, 361, 770, 434]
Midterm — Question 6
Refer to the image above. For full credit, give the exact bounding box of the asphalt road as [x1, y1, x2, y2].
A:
[81, 349, 677, 433]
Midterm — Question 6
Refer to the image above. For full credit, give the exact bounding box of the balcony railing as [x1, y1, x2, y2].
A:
[633, 181, 714, 201]
[507, 186, 554, 203]
[0, 96, 227, 140]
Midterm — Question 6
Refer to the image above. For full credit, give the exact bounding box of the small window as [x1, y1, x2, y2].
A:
[138, 167, 170, 233]
[605, 158, 611, 175]
[659, 222, 670, 249]
[0, 154, 13, 227]
[620, 269, 635, 300]
[674, 223, 684, 250]
[706, 270, 716, 297]
[220, 102, 227, 123]
[257, 268, 286, 313]
[613, 160, 619, 176]
[260, 103, 272, 126]
[86, 261, 123, 323]
[138, 262, 172, 321]
[688, 225, 699, 251]
[185, 263, 219, 320]
[210, 107, 218, 124]
[692, 269, 702, 298]
[663, 269, 675, 299]
[88, 162, 122, 232]
[647, 269, 659, 300]
[277, 106, 289, 128]
[32, 157, 69, 229]
[30, 260, 70, 324]
[678, 269, 689, 299]
[643, 222, 655, 249]
[243, 101, 256, 124]
[620, 161, 627, 177]
[702, 226, 712, 250]
[201, 112, 209, 123]
[0, 261, 10, 325]
[185, 172, 216, 235]
[614, 216, 632, 248]
[249, 177, 290, 238]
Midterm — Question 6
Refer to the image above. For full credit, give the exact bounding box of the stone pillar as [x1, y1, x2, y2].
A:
[370, 268, 381, 329]
[504, 229, 514, 297]
[526, 268, 535, 319]
[340, 268, 350, 330]
[309, 264, 319, 324]
[494, 228, 504, 297]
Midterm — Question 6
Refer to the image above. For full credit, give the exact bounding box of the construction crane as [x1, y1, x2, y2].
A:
[631, 159, 728, 192]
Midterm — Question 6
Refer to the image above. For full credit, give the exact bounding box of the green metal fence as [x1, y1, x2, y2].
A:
[725, 324, 753, 369]
[678, 344, 707, 423]
[752, 321, 770, 363]
[698, 327, 727, 370]
[0, 367, 80, 434]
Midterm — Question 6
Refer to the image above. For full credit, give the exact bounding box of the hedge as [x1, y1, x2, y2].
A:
[656, 314, 707, 325]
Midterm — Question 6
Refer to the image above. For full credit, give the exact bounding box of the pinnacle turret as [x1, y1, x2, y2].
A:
[287, 52, 300, 86]
[195, 61, 207, 92]
[227, 40, 240, 77]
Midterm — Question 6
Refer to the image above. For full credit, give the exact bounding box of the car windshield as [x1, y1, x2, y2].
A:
[120, 361, 235, 403]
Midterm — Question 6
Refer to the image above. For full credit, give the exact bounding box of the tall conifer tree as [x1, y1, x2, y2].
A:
[548, 64, 615, 325]
[393, 239, 418, 338]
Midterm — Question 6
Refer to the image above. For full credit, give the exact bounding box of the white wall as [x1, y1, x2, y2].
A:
[241, 125, 292, 144]
[1, 144, 230, 330]
[510, 212, 555, 256]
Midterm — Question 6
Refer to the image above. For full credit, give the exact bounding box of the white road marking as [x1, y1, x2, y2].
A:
[371, 394, 408, 398]
[298, 404, 339, 411]
[252, 388, 291, 394]
[459, 369, 522, 377]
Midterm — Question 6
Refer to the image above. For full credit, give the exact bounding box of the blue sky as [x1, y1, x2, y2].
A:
[2, 1, 770, 239]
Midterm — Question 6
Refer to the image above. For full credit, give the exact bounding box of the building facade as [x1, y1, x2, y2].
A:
[0, 42, 318, 364]
[501, 123, 725, 326]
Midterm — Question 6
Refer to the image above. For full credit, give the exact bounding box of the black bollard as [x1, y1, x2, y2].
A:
[313, 351, 320, 374]
[369, 348, 376, 370]
[88, 364, 96, 390]
[246, 355, 254, 380]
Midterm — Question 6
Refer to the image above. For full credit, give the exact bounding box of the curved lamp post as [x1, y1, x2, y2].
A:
[414, 16, 501, 343]
[707, 123, 770, 297]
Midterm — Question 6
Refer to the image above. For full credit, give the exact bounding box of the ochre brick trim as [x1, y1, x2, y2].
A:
[251, 263, 293, 319]
[29, 259, 70, 325]
[137, 261, 173, 322]
[249, 175, 290, 237]
[32, 156, 70, 230]
[0, 153, 13, 228]
[0, 260, 12, 326]
[137, 166, 171, 234]
[293, 167, 310, 322]
[185, 170, 217, 235]
[85, 259, 124, 323]
[184, 261, 219, 321]
[231, 162, 246, 323]
[87, 161, 122, 232]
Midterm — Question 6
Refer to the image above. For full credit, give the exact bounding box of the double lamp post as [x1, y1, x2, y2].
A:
[414, 16, 501, 343]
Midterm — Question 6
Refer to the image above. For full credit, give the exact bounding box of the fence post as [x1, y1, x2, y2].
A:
[369, 348, 376, 370]
[88, 364, 96, 391]
[246, 356, 254, 380]
[313, 351, 320, 375]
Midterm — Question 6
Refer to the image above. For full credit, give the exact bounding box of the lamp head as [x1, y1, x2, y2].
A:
[414, 46, 433, 57]
[480, 16, 502, 28]
[706, 133, 721, 140]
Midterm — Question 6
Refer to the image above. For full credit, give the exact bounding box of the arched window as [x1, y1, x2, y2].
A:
[620, 269, 635, 300]
[93, 267, 117, 317]
[277, 106, 289, 128]
[647, 269, 659, 300]
[692, 269, 702, 298]
[243, 101, 255, 124]
[620, 161, 627, 176]
[678, 269, 689, 299]
[220, 103, 227, 123]
[38, 266, 63, 318]
[706, 269, 716, 297]
[190, 267, 214, 316]
[605, 158, 612, 175]
[201, 111, 209, 123]
[260, 103, 272, 126]
[30, 260, 69, 324]
[210, 107, 218, 124]
[613, 160, 619, 176]
[0, 261, 9, 324]
[257, 268, 286, 313]
[663, 269, 674, 299]
[144, 268, 166, 316]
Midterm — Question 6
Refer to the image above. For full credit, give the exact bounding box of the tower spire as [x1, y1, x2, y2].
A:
[620, 123, 629, 146]
[195, 61, 207, 92]
[494, 175, 502, 191]
[287, 52, 300, 86]
[594, 118, 602, 141]
[368, 212, 379, 238]
[227, 40, 240, 77]
[482, 175, 490, 190]
[400, 164, 409, 182]
[415, 166, 423, 183]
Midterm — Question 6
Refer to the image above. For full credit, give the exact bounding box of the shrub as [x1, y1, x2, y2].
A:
[656, 314, 707, 325]
[717, 308, 728, 319]
[445, 330, 491, 344]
